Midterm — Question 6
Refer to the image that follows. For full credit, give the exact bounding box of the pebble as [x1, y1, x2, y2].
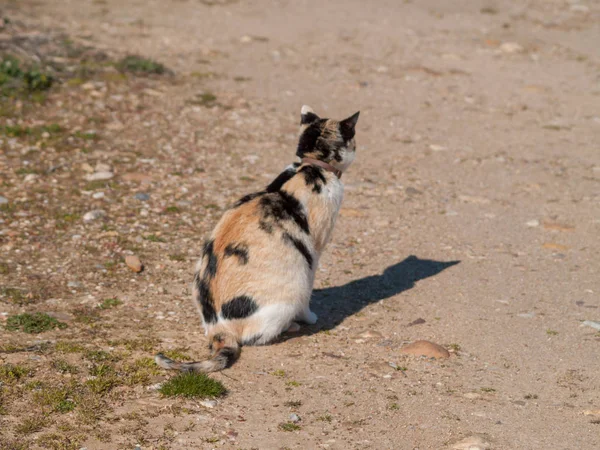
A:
[134, 192, 150, 201]
[500, 42, 524, 53]
[81, 163, 94, 173]
[581, 320, 600, 331]
[95, 162, 111, 173]
[24, 174, 37, 183]
[517, 312, 535, 318]
[526, 219, 540, 227]
[92, 192, 105, 199]
[67, 281, 83, 288]
[125, 255, 143, 273]
[85, 171, 114, 181]
[358, 330, 383, 339]
[83, 209, 106, 222]
[289, 413, 301, 423]
[583, 410, 600, 417]
[400, 340, 450, 359]
[122, 173, 154, 182]
[0, 196, 7, 204]
[464, 392, 482, 400]
[452, 435, 491, 450]
[199, 400, 217, 409]
[429, 144, 447, 152]
[408, 318, 426, 326]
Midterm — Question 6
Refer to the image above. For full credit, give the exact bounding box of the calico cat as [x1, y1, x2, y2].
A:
[155, 105, 359, 372]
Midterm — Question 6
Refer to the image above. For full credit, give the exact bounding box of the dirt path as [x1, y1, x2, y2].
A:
[1, 0, 599, 449]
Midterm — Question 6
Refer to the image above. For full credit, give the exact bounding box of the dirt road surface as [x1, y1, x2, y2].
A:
[1, 0, 599, 449]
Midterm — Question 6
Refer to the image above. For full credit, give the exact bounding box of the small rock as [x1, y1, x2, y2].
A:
[408, 318, 426, 326]
[581, 320, 600, 331]
[24, 174, 37, 183]
[134, 192, 150, 201]
[517, 312, 535, 318]
[67, 281, 83, 289]
[83, 209, 106, 222]
[358, 330, 383, 339]
[500, 42, 523, 53]
[583, 410, 600, 417]
[526, 219, 540, 227]
[199, 400, 217, 408]
[0, 196, 8, 204]
[400, 340, 450, 359]
[92, 192, 105, 199]
[81, 163, 94, 173]
[463, 392, 482, 400]
[95, 162, 111, 173]
[122, 173, 154, 183]
[429, 144, 447, 152]
[452, 435, 491, 450]
[240, 35, 253, 43]
[147, 383, 162, 391]
[289, 413, 301, 423]
[85, 171, 114, 181]
[125, 255, 143, 273]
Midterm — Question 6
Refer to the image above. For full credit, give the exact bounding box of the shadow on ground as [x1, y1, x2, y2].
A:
[286, 255, 460, 337]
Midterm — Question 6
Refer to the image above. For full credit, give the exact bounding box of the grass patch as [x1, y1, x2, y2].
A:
[37, 433, 81, 450]
[72, 306, 101, 325]
[55, 341, 84, 353]
[1, 287, 35, 305]
[164, 205, 181, 214]
[278, 422, 301, 432]
[159, 372, 226, 399]
[284, 400, 302, 408]
[52, 359, 79, 375]
[143, 234, 165, 243]
[161, 348, 191, 360]
[15, 416, 47, 435]
[285, 380, 301, 387]
[116, 55, 169, 75]
[33, 385, 76, 413]
[123, 357, 162, 385]
[271, 369, 286, 377]
[168, 253, 186, 262]
[546, 329, 559, 336]
[317, 414, 332, 423]
[5, 313, 67, 333]
[83, 349, 120, 363]
[388, 403, 400, 410]
[109, 337, 159, 352]
[480, 387, 496, 393]
[0, 364, 31, 383]
[85, 373, 119, 394]
[0, 262, 9, 274]
[98, 297, 122, 310]
[188, 92, 217, 107]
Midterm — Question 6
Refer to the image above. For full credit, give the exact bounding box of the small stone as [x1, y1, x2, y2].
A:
[92, 192, 105, 199]
[95, 162, 111, 173]
[408, 318, 426, 326]
[122, 173, 154, 183]
[134, 192, 150, 201]
[85, 171, 114, 181]
[0, 196, 8, 204]
[526, 219, 539, 227]
[463, 392, 482, 400]
[24, 174, 37, 183]
[500, 42, 523, 53]
[358, 330, 383, 339]
[83, 209, 106, 222]
[517, 312, 535, 318]
[125, 255, 143, 273]
[400, 340, 450, 359]
[452, 435, 491, 449]
[199, 400, 217, 408]
[581, 321, 600, 331]
[583, 410, 600, 417]
[67, 281, 83, 289]
[429, 144, 447, 152]
[289, 413, 301, 423]
[240, 35, 252, 43]
[81, 163, 94, 173]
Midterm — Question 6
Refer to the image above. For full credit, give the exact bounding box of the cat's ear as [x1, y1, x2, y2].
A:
[340, 111, 360, 140]
[300, 105, 320, 125]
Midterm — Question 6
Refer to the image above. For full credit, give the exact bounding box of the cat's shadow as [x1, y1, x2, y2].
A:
[283, 255, 460, 338]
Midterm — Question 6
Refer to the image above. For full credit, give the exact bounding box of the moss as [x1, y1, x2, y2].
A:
[159, 372, 226, 399]
[278, 422, 301, 432]
[98, 298, 122, 310]
[5, 313, 67, 333]
[116, 55, 169, 75]
[0, 364, 31, 383]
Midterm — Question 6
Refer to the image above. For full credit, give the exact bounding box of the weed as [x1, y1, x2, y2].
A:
[388, 403, 400, 410]
[86, 374, 118, 394]
[285, 380, 301, 387]
[480, 387, 496, 393]
[278, 422, 301, 432]
[159, 372, 226, 399]
[83, 349, 120, 363]
[168, 253, 186, 262]
[37, 433, 81, 450]
[448, 343, 461, 352]
[161, 348, 191, 360]
[5, 313, 67, 333]
[15, 416, 47, 434]
[116, 55, 169, 75]
[55, 342, 84, 353]
[524, 393, 538, 399]
[52, 359, 79, 375]
[24, 69, 54, 91]
[1, 287, 34, 305]
[317, 414, 332, 423]
[283, 400, 302, 408]
[98, 298, 122, 310]
[546, 329, 559, 336]
[164, 205, 181, 214]
[188, 92, 217, 107]
[0, 364, 31, 383]
[143, 234, 165, 243]
[271, 369, 286, 378]
[123, 357, 162, 386]
[33, 385, 76, 413]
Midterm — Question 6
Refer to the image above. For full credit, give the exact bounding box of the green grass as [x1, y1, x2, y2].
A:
[55, 341, 84, 353]
[271, 369, 286, 378]
[164, 205, 181, 214]
[278, 422, 301, 432]
[546, 329, 559, 336]
[116, 55, 169, 75]
[143, 234, 165, 243]
[168, 253, 186, 262]
[317, 414, 332, 423]
[0, 364, 31, 383]
[51, 359, 79, 375]
[5, 312, 67, 333]
[0, 56, 54, 96]
[123, 357, 162, 386]
[98, 297, 122, 310]
[33, 385, 76, 413]
[161, 348, 191, 360]
[480, 387, 496, 393]
[83, 349, 120, 363]
[159, 372, 226, 399]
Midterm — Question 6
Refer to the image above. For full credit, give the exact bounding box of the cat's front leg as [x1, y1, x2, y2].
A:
[296, 307, 318, 325]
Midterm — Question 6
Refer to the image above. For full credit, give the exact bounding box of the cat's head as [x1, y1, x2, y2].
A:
[296, 105, 360, 172]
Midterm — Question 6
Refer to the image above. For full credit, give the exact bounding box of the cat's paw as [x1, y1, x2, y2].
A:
[285, 322, 301, 333]
[304, 311, 318, 325]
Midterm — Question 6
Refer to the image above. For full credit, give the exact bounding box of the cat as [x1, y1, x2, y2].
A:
[155, 105, 359, 373]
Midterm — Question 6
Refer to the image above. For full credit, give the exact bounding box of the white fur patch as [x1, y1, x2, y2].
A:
[301, 105, 314, 115]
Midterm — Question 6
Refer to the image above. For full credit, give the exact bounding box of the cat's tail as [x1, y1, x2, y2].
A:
[155, 331, 240, 373]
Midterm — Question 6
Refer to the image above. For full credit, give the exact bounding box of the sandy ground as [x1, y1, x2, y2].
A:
[1, 0, 599, 449]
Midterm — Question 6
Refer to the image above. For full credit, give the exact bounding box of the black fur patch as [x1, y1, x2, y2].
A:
[267, 167, 296, 193]
[195, 273, 217, 324]
[296, 121, 329, 159]
[299, 165, 326, 193]
[283, 232, 313, 269]
[301, 111, 320, 125]
[203, 240, 218, 278]
[224, 243, 249, 265]
[259, 191, 309, 234]
[221, 295, 259, 320]
[234, 191, 265, 207]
